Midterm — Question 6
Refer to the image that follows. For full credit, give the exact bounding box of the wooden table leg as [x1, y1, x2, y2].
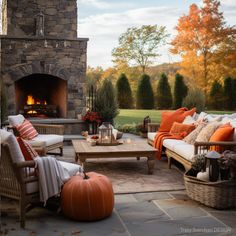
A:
[147, 154, 155, 175]
[75, 153, 86, 167]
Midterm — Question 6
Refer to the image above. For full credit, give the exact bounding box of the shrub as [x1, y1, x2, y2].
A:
[182, 88, 205, 113]
[208, 80, 223, 110]
[95, 78, 119, 123]
[173, 73, 188, 109]
[116, 124, 138, 135]
[223, 77, 234, 110]
[136, 74, 154, 109]
[156, 73, 172, 109]
[232, 79, 236, 110]
[116, 73, 133, 109]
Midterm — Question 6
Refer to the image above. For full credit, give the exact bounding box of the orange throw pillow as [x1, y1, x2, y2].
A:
[170, 122, 196, 138]
[209, 123, 234, 142]
[159, 107, 196, 132]
[17, 137, 38, 161]
[209, 123, 234, 152]
[16, 119, 38, 140]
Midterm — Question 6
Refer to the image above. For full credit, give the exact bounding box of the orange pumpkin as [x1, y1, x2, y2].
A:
[61, 172, 114, 221]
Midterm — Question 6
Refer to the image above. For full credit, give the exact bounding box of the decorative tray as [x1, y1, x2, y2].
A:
[96, 140, 123, 146]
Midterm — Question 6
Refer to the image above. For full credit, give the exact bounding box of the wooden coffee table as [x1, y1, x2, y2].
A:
[72, 140, 157, 174]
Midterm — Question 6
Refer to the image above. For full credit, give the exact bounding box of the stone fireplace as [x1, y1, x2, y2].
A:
[0, 0, 88, 119]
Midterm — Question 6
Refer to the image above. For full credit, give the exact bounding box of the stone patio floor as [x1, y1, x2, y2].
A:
[1, 134, 235, 235]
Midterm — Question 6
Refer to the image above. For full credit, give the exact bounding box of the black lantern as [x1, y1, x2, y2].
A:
[205, 152, 221, 182]
[98, 123, 113, 144]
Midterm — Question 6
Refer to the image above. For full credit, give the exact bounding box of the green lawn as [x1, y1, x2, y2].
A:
[115, 109, 233, 126]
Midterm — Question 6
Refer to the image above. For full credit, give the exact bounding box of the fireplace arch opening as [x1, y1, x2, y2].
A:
[15, 74, 67, 118]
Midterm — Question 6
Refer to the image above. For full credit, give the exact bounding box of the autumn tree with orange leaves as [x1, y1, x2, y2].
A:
[171, 0, 236, 93]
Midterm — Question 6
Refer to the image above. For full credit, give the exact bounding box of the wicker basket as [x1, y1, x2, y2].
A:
[184, 170, 236, 209]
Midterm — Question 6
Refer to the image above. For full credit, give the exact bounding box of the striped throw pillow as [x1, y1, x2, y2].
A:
[17, 137, 38, 161]
[16, 119, 38, 140]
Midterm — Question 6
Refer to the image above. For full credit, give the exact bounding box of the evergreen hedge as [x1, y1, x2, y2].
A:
[136, 74, 154, 109]
[173, 73, 188, 109]
[116, 73, 133, 109]
[156, 73, 172, 109]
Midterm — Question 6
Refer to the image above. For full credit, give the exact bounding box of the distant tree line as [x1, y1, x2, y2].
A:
[114, 72, 236, 111]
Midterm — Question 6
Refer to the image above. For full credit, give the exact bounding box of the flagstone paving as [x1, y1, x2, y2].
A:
[1, 134, 235, 235]
[1, 190, 235, 236]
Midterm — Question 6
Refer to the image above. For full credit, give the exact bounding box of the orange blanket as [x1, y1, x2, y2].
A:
[153, 132, 183, 160]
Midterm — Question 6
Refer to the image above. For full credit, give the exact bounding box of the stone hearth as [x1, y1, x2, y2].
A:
[0, 0, 88, 119]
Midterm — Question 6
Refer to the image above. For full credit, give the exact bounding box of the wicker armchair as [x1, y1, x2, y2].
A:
[0, 129, 82, 228]
[0, 142, 40, 228]
[8, 115, 64, 156]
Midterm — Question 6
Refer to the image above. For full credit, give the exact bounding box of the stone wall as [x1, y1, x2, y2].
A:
[6, 0, 77, 38]
[0, 36, 88, 118]
[0, 0, 88, 119]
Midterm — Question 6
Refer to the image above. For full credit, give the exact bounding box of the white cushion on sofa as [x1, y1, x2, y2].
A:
[27, 134, 63, 147]
[197, 112, 207, 121]
[173, 144, 195, 161]
[147, 132, 156, 141]
[183, 115, 196, 124]
[204, 114, 222, 122]
[163, 139, 186, 150]
[228, 113, 236, 119]
[8, 114, 25, 126]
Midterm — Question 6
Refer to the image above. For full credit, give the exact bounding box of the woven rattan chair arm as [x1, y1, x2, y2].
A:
[148, 123, 160, 132]
[15, 161, 36, 168]
[33, 123, 64, 135]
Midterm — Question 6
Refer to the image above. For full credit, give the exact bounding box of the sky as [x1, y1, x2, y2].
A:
[77, 0, 236, 69]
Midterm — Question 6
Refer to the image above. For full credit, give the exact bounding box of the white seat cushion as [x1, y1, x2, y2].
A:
[59, 161, 82, 177]
[26, 161, 81, 194]
[173, 144, 195, 161]
[27, 134, 63, 147]
[8, 114, 25, 126]
[162, 139, 186, 151]
[147, 132, 156, 141]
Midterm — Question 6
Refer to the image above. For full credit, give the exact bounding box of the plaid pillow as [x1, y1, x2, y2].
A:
[16, 119, 38, 140]
[17, 137, 38, 161]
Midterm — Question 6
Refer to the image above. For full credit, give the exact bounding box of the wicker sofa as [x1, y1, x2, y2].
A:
[147, 115, 236, 171]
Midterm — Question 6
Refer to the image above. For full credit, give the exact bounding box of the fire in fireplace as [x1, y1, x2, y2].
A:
[24, 94, 56, 118]
[26, 95, 47, 105]
[15, 74, 67, 118]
